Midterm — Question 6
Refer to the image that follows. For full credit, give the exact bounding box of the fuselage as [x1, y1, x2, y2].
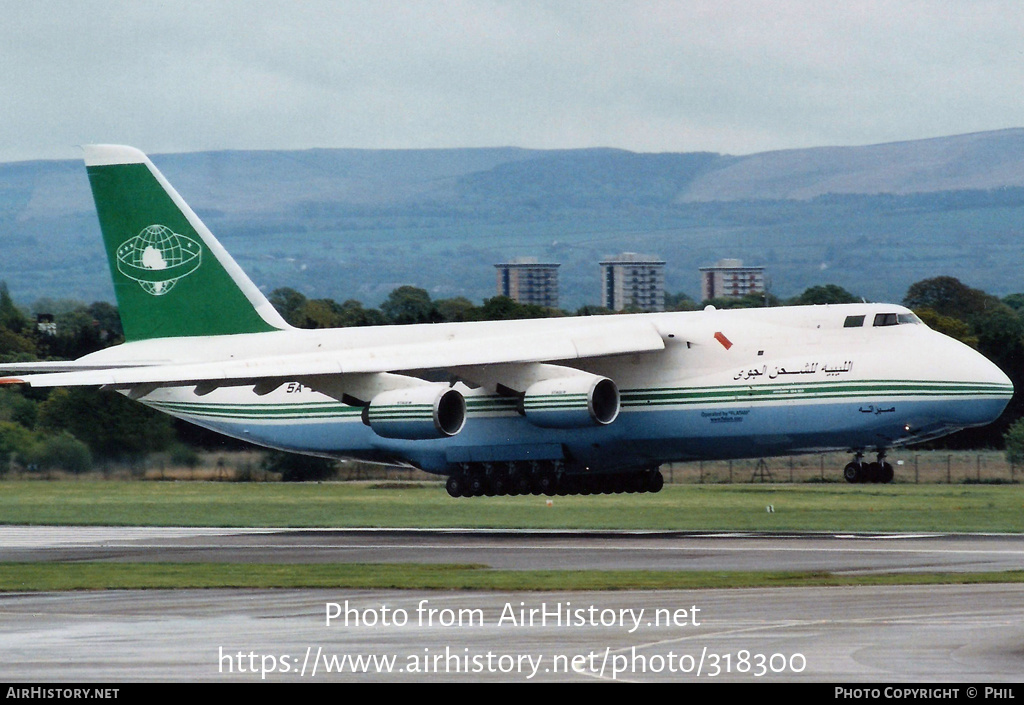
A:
[78, 302, 1013, 475]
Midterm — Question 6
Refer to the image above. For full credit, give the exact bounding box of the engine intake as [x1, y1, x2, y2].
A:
[366, 386, 466, 440]
[522, 376, 620, 429]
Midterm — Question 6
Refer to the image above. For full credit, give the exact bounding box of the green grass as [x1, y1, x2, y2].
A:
[4, 481, 1024, 592]
[1, 480, 1024, 532]
[3, 562, 1024, 592]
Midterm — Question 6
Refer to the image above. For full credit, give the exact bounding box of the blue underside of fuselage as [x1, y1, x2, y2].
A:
[165, 396, 1010, 475]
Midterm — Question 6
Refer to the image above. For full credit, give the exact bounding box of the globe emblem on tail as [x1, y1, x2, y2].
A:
[116, 225, 202, 296]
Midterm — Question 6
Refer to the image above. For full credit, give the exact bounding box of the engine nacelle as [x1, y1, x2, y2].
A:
[366, 386, 466, 440]
[522, 376, 620, 429]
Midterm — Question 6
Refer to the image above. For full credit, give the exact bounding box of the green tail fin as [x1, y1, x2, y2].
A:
[83, 145, 289, 341]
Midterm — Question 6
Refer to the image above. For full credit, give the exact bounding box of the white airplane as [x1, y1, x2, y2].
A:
[0, 145, 1013, 495]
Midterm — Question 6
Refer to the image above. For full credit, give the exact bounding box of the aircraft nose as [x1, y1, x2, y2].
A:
[901, 335, 1013, 442]
[945, 339, 1013, 426]
[985, 357, 1013, 390]
[962, 341, 1012, 388]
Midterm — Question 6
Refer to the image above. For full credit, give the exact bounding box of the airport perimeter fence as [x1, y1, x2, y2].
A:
[660, 450, 1020, 485]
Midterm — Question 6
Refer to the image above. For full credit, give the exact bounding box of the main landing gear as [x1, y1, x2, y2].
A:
[843, 451, 894, 484]
[444, 460, 665, 498]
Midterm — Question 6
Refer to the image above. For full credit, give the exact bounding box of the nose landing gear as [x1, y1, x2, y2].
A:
[843, 451, 894, 484]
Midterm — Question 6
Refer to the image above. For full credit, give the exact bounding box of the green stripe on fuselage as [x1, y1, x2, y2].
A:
[144, 379, 1011, 423]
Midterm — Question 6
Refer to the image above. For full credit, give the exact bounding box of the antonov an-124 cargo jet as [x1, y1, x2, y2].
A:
[0, 146, 1013, 497]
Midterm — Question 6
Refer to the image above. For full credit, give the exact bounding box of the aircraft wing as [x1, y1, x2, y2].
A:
[0, 361, 158, 374]
[0, 318, 666, 390]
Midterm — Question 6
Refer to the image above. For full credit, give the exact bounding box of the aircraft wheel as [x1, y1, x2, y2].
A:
[446, 474, 465, 497]
[615, 475, 629, 493]
[865, 461, 881, 483]
[648, 470, 665, 493]
[622, 473, 640, 493]
[879, 461, 894, 484]
[633, 473, 650, 493]
[468, 474, 486, 496]
[537, 473, 557, 496]
[843, 462, 862, 484]
[514, 474, 532, 496]
[488, 474, 506, 496]
[556, 476, 572, 496]
[530, 473, 546, 495]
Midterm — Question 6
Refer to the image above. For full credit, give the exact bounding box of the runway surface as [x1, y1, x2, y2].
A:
[2, 527, 1024, 682]
[3, 526, 1024, 574]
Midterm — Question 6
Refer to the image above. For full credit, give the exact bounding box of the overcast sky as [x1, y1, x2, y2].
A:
[3, 0, 1023, 163]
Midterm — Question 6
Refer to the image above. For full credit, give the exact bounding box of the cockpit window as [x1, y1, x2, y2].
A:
[849, 312, 923, 328]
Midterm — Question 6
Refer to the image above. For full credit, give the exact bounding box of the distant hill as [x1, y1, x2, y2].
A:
[680, 129, 1024, 201]
[1, 129, 1023, 309]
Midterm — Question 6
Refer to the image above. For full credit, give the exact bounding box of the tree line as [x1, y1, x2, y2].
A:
[2, 277, 1023, 475]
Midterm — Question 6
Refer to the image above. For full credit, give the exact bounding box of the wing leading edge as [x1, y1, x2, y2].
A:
[0, 317, 667, 390]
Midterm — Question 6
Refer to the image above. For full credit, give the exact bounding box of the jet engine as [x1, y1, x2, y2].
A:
[365, 385, 466, 440]
[522, 375, 620, 429]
